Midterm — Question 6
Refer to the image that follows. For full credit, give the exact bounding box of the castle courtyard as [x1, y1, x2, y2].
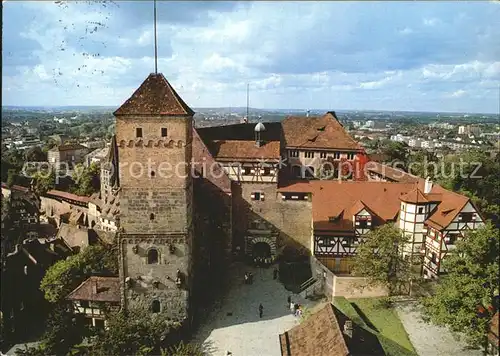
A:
[193, 261, 324, 356]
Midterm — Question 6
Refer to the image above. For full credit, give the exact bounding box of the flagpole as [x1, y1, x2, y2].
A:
[154, 0, 158, 74]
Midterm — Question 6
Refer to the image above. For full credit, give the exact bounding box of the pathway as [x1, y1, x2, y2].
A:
[193, 262, 323, 356]
[395, 301, 482, 356]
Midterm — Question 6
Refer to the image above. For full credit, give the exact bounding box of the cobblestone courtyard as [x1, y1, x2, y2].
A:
[395, 302, 482, 356]
[193, 262, 322, 356]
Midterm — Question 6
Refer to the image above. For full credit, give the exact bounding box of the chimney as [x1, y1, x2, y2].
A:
[343, 320, 353, 339]
[92, 280, 98, 295]
[424, 177, 433, 194]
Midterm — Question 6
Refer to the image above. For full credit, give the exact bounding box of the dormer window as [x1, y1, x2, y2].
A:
[136, 128, 143, 138]
[290, 150, 299, 158]
[329, 216, 339, 222]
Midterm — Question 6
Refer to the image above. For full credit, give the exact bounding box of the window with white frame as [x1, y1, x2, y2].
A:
[305, 151, 314, 158]
[320, 152, 327, 159]
[251, 192, 265, 201]
[333, 152, 341, 159]
[347, 153, 355, 160]
[289, 150, 299, 158]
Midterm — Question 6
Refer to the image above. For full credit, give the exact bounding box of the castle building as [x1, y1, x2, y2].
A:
[114, 73, 195, 322]
[278, 177, 484, 278]
[71, 72, 484, 322]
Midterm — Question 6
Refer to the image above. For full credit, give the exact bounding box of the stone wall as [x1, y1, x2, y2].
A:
[310, 256, 388, 299]
[116, 116, 193, 235]
[116, 115, 194, 322]
[232, 182, 313, 255]
[121, 237, 189, 319]
[332, 275, 389, 299]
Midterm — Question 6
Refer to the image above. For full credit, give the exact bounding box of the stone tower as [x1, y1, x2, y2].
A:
[114, 73, 194, 322]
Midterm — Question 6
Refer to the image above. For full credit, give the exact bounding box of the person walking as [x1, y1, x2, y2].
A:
[259, 303, 264, 318]
[273, 268, 279, 280]
[287, 295, 291, 305]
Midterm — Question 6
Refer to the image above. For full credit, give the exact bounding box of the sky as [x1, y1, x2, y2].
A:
[2, 1, 500, 113]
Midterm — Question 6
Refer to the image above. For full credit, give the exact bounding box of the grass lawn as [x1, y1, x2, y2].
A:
[334, 297, 417, 356]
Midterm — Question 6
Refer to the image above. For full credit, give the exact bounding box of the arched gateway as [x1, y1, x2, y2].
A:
[246, 236, 277, 263]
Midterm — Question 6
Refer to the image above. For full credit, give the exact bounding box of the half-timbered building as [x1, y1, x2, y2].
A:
[278, 176, 484, 278]
[66, 276, 120, 329]
[197, 122, 282, 262]
[281, 112, 367, 181]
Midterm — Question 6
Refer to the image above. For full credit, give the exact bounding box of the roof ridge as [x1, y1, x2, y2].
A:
[158, 73, 191, 116]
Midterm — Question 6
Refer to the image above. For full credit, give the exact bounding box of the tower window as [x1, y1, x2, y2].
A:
[151, 300, 161, 313]
[147, 248, 159, 264]
[161, 128, 167, 137]
[136, 128, 143, 138]
[150, 213, 155, 220]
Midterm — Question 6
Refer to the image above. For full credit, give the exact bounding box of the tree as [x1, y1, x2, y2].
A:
[40, 244, 118, 304]
[421, 223, 499, 350]
[90, 307, 181, 356]
[6, 169, 17, 187]
[352, 224, 411, 294]
[71, 163, 100, 196]
[380, 140, 409, 169]
[408, 150, 438, 179]
[437, 150, 499, 224]
[25, 146, 47, 163]
[161, 341, 209, 356]
[15, 305, 90, 356]
[31, 170, 56, 195]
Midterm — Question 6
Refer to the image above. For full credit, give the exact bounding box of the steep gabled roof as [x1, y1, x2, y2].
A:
[67, 276, 120, 303]
[282, 112, 362, 150]
[400, 187, 429, 204]
[425, 185, 470, 230]
[114, 73, 194, 116]
[279, 304, 349, 356]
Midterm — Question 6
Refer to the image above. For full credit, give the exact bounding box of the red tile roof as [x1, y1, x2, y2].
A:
[114, 73, 194, 116]
[279, 304, 349, 356]
[1, 183, 30, 192]
[207, 140, 281, 161]
[46, 190, 90, 204]
[424, 184, 470, 230]
[279, 181, 414, 231]
[279, 180, 471, 232]
[365, 161, 420, 184]
[67, 276, 120, 303]
[282, 112, 362, 150]
[400, 187, 430, 204]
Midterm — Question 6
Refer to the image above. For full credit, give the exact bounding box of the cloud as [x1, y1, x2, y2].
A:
[449, 90, 467, 98]
[2, 1, 500, 113]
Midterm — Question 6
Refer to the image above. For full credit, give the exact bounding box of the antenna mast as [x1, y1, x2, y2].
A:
[246, 83, 249, 120]
[154, 0, 158, 74]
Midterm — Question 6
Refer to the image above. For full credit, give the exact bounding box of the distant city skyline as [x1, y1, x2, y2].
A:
[3, 1, 500, 113]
